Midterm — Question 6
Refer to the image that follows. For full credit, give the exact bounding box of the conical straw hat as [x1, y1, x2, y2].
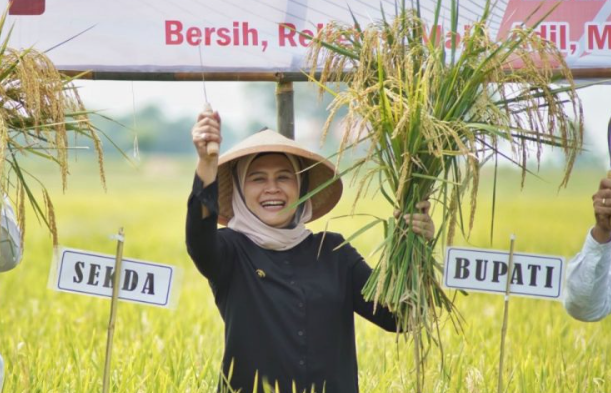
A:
[217, 129, 342, 226]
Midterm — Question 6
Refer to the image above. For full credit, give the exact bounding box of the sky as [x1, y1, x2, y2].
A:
[75, 80, 611, 164]
[76, 80, 254, 135]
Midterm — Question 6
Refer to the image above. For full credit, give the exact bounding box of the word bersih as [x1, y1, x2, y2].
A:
[165, 20, 327, 51]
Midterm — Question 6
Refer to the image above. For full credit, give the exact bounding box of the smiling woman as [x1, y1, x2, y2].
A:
[186, 110, 436, 393]
[242, 154, 300, 228]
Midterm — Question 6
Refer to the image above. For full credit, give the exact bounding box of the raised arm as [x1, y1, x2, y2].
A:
[192, 109, 222, 217]
[565, 178, 611, 321]
[186, 110, 233, 288]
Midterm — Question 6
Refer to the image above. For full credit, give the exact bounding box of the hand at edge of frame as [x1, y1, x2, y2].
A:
[592, 178, 611, 244]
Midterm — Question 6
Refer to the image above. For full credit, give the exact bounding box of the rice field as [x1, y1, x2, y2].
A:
[0, 156, 609, 393]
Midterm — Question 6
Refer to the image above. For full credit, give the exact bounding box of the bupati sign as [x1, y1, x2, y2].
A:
[444, 247, 565, 300]
[2, 0, 611, 76]
[51, 247, 179, 308]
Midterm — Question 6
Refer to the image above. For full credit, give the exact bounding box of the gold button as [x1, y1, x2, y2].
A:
[256, 269, 266, 278]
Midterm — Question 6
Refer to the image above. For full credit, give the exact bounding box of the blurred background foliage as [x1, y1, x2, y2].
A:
[91, 82, 346, 158]
[90, 82, 604, 171]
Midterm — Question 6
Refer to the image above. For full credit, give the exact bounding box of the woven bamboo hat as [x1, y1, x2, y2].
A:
[217, 128, 343, 226]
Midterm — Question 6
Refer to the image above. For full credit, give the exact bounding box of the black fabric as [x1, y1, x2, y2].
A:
[186, 175, 400, 393]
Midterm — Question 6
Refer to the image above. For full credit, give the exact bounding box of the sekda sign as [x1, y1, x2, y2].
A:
[444, 247, 565, 300]
[52, 247, 177, 308]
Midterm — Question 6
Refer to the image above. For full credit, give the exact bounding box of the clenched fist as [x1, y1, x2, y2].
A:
[192, 110, 222, 186]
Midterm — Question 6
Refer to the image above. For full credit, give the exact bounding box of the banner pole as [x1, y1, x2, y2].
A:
[276, 81, 295, 139]
[497, 234, 516, 393]
[102, 228, 125, 393]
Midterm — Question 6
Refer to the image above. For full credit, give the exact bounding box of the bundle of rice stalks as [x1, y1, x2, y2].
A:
[0, 10, 106, 246]
[306, 1, 582, 388]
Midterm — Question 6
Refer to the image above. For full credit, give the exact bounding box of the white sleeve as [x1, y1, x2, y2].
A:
[0, 195, 22, 272]
[564, 228, 611, 321]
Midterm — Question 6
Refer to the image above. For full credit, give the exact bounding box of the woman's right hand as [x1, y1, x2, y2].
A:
[192, 110, 222, 186]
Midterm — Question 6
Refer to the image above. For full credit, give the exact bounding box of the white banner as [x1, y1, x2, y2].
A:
[3, 0, 611, 76]
[50, 247, 181, 308]
[444, 246, 565, 300]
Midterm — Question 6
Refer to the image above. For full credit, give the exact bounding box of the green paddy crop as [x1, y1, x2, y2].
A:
[0, 157, 609, 393]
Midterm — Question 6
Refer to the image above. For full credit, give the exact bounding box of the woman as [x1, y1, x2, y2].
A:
[186, 111, 434, 393]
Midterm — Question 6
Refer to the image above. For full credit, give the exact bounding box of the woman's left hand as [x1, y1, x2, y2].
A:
[401, 201, 435, 241]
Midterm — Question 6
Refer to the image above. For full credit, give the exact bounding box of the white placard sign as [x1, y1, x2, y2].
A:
[51, 247, 179, 308]
[444, 247, 565, 300]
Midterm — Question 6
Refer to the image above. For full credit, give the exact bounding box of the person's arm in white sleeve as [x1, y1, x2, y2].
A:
[0, 195, 22, 272]
[564, 230, 611, 321]
[564, 178, 611, 321]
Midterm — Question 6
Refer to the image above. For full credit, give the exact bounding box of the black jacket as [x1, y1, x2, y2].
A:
[186, 176, 399, 393]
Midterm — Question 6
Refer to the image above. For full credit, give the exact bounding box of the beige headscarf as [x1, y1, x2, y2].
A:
[227, 153, 313, 251]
